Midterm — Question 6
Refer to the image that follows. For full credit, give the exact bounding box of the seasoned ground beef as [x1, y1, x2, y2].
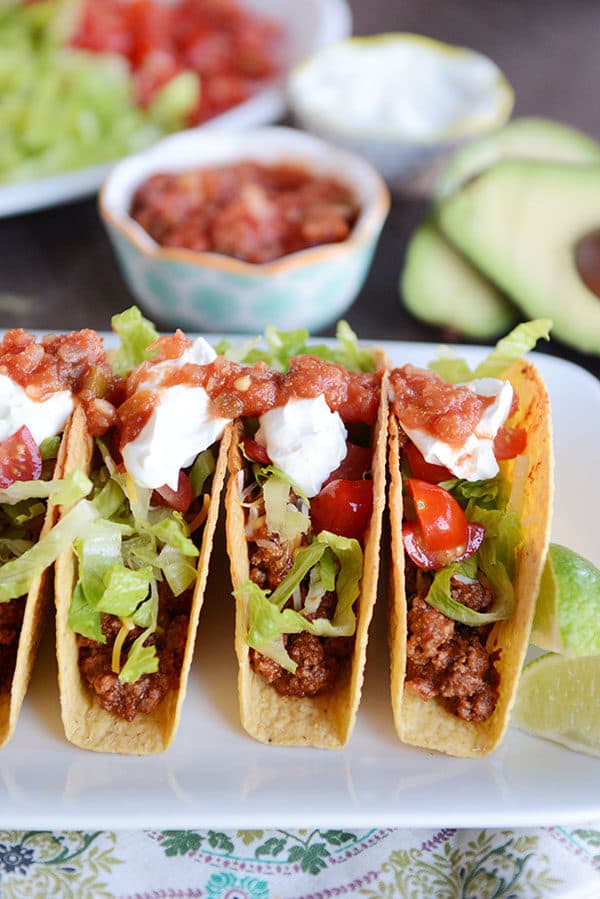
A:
[249, 594, 354, 698]
[405, 578, 500, 722]
[0, 599, 24, 690]
[249, 521, 296, 590]
[77, 588, 191, 721]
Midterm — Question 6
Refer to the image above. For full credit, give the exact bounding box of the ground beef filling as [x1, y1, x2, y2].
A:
[247, 506, 354, 698]
[405, 573, 500, 722]
[249, 592, 354, 699]
[0, 599, 25, 691]
[77, 586, 190, 722]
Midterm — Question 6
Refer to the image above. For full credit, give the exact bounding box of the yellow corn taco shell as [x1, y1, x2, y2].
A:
[226, 355, 389, 749]
[0, 412, 74, 748]
[54, 404, 231, 755]
[389, 360, 553, 757]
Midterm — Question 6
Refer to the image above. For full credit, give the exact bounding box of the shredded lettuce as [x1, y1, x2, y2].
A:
[425, 560, 514, 626]
[438, 477, 501, 511]
[262, 470, 310, 543]
[473, 319, 553, 379]
[238, 531, 363, 672]
[110, 306, 159, 376]
[68, 439, 204, 682]
[68, 582, 104, 643]
[0, 469, 91, 507]
[429, 319, 552, 383]
[189, 449, 215, 499]
[118, 631, 159, 683]
[220, 320, 376, 373]
[96, 565, 153, 617]
[427, 347, 473, 384]
[0, 499, 99, 603]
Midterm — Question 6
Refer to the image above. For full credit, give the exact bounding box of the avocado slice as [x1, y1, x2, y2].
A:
[438, 158, 600, 355]
[436, 117, 600, 199]
[401, 220, 518, 338]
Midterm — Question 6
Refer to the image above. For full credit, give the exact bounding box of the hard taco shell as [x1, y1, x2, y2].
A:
[389, 360, 553, 757]
[0, 411, 74, 748]
[54, 404, 231, 754]
[226, 354, 389, 749]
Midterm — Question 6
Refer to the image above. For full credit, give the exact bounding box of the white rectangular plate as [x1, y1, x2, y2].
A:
[1, 340, 599, 830]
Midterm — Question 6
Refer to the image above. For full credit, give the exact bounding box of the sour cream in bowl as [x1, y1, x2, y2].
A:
[288, 33, 514, 194]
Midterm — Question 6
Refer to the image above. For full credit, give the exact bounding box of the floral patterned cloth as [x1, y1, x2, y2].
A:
[0, 825, 599, 898]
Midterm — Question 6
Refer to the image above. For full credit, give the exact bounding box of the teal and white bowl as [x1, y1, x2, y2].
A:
[99, 126, 390, 332]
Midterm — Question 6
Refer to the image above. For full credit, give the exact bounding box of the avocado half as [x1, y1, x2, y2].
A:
[401, 220, 517, 338]
[436, 117, 600, 199]
[438, 158, 600, 355]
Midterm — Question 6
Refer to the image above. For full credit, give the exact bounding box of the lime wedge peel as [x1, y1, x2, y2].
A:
[513, 653, 600, 758]
[531, 544, 600, 657]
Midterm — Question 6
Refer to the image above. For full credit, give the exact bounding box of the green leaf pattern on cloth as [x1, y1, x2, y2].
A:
[0, 825, 597, 897]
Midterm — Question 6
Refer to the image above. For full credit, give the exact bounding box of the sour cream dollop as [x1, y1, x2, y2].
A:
[0, 375, 73, 444]
[256, 395, 347, 497]
[398, 378, 513, 482]
[122, 337, 229, 490]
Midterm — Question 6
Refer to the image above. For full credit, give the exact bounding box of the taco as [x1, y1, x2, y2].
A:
[388, 321, 553, 757]
[55, 310, 231, 754]
[223, 325, 388, 748]
[0, 327, 116, 747]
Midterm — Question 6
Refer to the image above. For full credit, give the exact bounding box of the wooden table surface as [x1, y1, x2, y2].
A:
[1, 0, 599, 379]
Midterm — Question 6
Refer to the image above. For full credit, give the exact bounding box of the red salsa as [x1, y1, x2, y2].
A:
[70, 0, 284, 124]
[0, 329, 123, 437]
[390, 365, 494, 447]
[130, 162, 359, 263]
[118, 337, 380, 448]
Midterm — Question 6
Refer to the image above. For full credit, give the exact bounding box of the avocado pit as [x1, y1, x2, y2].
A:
[575, 230, 600, 299]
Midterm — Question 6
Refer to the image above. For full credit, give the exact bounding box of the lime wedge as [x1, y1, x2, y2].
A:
[513, 654, 600, 757]
[531, 544, 600, 656]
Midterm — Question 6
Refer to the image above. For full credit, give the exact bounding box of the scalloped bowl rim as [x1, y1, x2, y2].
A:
[288, 33, 515, 147]
[99, 126, 390, 277]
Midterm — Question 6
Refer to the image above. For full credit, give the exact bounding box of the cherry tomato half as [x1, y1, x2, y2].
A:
[310, 478, 373, 541]
[494, 426, 527, 460]
[153, 469, 193, 513]
[0, 425, 42, 488]
[405, 441, 451, 483]
[405, 478, 468, 553]
[403, 521, 486, 570]
[242, 437, 271, 465]
[323, 442, 371, 487]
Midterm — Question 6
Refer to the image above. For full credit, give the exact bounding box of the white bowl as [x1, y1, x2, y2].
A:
[0, 0, 352, 218]
[99, 125, 390, 333]
[288, 33, 514, 196]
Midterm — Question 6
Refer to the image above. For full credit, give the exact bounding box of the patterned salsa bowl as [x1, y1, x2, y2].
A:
[99, 126, 390, 332]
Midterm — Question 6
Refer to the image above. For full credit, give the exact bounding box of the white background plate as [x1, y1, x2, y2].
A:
[0, 340, 599, 830]
[0, 0, 351, 218]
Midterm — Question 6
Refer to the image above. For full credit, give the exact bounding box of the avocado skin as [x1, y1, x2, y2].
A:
[436, 117, 600, 199]
[438, 159, 600, 355]
[401, 220, 517, 338]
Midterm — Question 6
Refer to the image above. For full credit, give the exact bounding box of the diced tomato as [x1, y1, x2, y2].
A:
[494, 426, 527, 460]
[405, 479, 468, 553]
[403, 521, 485, 570]
[405, 442, 451, 483]
[242, 437, 270, 465]
[323, 442, 371, 487]
[153, 469, 193, 513]
[310, 478, 373, 541]
[0, 426, 43, 488]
